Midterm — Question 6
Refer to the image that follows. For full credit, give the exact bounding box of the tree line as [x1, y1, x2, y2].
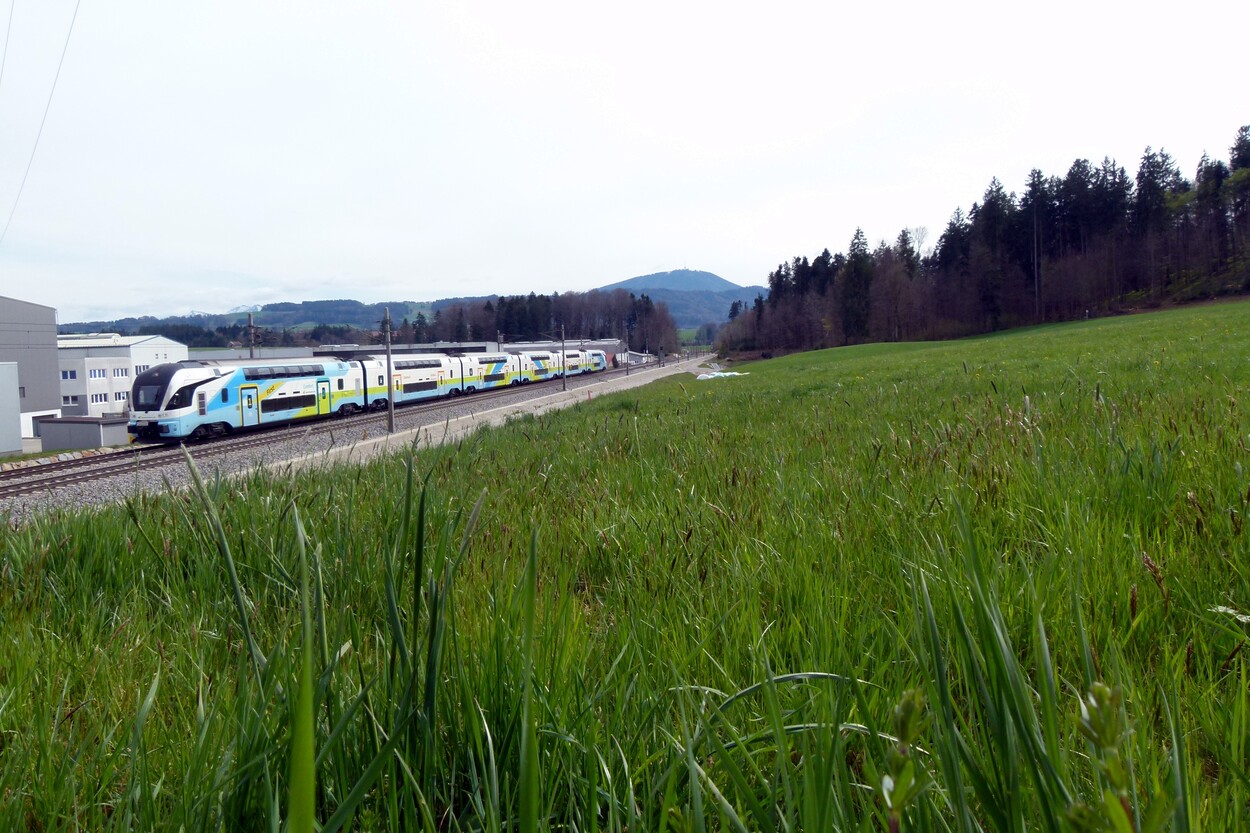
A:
[127, 289, 681, 354]
[418, 290, 679, 354]
[718, 125, 1250, 353]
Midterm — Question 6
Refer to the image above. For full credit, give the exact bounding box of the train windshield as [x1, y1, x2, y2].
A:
[131, 363, 195, 411]
[135, 384, 164, 409]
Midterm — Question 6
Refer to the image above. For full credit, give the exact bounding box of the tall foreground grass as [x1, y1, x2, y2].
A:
[2, 302, 1249, 830]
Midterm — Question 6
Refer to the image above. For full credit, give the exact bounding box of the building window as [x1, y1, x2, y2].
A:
[113, 368, 129, 377]
[90, 393, 108, 404]
[62, 395, 80, 405]
[61, 370, 77, 380]
[115, 391, 128, 401]
[135, 364, 150, 374]
[19, 386, 25, 398]
[89, 368, 107, 379]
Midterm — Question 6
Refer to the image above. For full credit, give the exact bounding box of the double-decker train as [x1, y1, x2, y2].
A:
[128, 348, 609, 442]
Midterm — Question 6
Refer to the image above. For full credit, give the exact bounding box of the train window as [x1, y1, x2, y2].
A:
[221, 390, 229, 403]
[377, 375, 384, 385]
[168, 381, 207, 410]
[337, 379, 344, 390]
[261, 393, 316, 413]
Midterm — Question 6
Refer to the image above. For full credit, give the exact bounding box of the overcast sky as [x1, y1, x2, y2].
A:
[0, 1, 1244, 323]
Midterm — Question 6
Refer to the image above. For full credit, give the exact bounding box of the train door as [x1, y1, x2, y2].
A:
[450, 357, 464, 394]
[317, 380, 330, 414]
[240, 385, 260, 427]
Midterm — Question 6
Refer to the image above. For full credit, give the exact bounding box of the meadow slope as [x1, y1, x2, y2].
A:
[2, 302, 1248, 830]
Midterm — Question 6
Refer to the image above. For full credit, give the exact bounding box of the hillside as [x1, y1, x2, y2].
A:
[599, 269, 743, 294]
[62, 299, 433, 335]
[9, 302, 1249, 826]
[60, 270, 764, 335]
[596, 270, 765, 328]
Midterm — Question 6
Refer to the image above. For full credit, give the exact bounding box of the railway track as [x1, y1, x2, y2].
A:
[1, 365, 646, 503]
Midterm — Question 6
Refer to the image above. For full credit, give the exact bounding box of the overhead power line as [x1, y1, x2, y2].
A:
[0, 0, 82, 248]
[0, 1, 15, 94]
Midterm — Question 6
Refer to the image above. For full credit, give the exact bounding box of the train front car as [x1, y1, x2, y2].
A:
[130, 359, 365, 442]
[128, 361, 227, 441]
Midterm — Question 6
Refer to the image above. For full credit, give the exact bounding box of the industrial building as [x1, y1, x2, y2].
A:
[0, 363, 21, 456]
[57, 333, 188, 418]
[0, 295, 60, 446]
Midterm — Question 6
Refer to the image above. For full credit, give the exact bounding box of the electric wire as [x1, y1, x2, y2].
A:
[0, 0, 81, 248]
[0, 0, 15, 94]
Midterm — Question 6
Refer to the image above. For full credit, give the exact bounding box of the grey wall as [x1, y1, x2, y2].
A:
[0, 363, 20, 456]
[0, 296, 60, 415]
[35, 416, 132, 452]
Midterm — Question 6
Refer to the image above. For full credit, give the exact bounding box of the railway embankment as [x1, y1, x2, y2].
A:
[0, 445, 128, 472]
[282, 357, 709, 472]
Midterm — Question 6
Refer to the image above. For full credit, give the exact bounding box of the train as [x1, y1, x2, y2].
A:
[128, 348, 609, 442]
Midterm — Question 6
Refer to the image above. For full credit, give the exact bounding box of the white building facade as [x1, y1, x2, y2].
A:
[58, 334, 188, 417]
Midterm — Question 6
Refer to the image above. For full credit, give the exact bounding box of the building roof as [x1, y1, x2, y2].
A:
[57, 333, 185, 349]
[0, 295, 56, 313]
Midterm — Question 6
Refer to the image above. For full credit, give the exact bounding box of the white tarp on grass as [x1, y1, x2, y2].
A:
[696, 371, 750, 380]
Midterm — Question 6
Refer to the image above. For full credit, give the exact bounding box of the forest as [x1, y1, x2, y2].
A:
[717, 125, 1250, 353]
[78, 290, 681, 354]
[415, 289, 679, 354]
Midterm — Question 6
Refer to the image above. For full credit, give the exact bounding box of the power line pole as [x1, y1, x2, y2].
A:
[248, 312, 256, 359]
[384, 307, 395, 433]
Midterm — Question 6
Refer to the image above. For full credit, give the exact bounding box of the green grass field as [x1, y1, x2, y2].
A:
[3, 302, 1249, 831]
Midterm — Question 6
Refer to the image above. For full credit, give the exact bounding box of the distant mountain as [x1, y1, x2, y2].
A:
[62, 299, 433, 335]
[61, 270, 764, 336]
[600, 269, 743, 294]
[595, 270, 765, 328]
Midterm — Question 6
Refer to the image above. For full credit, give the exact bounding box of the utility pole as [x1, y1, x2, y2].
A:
[561, 323, 566, 392]
[384, 307, 395, 433]
[247, 312, 256, 359]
